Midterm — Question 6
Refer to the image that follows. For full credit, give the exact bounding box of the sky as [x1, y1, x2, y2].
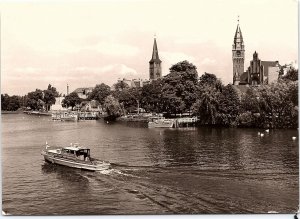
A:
[0, 0, 298, 96]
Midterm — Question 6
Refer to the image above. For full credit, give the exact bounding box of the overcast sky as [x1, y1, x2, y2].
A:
[1, 0, 298, 95]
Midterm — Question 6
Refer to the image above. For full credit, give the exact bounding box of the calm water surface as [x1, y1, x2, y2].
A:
[2, 114, 299, 215]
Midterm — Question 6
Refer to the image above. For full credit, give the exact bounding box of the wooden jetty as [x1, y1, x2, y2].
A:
[174, 117, 198, 128]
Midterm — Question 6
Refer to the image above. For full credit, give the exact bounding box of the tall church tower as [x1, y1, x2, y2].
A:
[149, 37, 162, 80]
[232, 18, 245, 85]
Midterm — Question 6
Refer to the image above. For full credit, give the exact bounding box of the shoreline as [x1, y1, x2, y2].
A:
[1, 110, 22, 114]
[2, 112, 298, 130]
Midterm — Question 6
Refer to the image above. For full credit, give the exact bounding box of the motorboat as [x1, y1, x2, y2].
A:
[41, 143, 110, 171]
[148, 118, 175, 128]
[52, 111, 78, 121]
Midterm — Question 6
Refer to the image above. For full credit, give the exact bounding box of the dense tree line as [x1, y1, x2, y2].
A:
[4, 61, 296, 129]
[1, 84, 59, 111]
[1, 94, 22, 111]
[95, 61, 297, 128]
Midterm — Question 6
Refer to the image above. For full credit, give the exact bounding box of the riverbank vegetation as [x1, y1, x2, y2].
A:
[1, 61, 297, 129]
[1, 84, 59, 112]
[102, 60, 298, 129]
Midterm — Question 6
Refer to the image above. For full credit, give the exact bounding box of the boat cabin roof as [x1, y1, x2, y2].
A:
[63, 146, 90, 151]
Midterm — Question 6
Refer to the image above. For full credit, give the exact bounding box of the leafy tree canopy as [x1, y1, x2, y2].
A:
[1, 94, 21, 111]
[103, 95, 123, 118]
[112, 86, 142, 113]
[140, 79, 163, 113]
[113, 80, 129, 91]
[88, 83, 111, 105]
[162, 60, 198, 115]
[282, 67, 298, 81]
[62, 92, 82, 110]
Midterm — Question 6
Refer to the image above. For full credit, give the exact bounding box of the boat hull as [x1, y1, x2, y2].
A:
[42, 151, 110, 171]
[148, 119, 174, 128]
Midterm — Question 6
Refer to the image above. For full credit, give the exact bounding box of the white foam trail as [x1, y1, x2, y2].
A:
[99, 169, 115, 175]
[98, 168, 141, 178]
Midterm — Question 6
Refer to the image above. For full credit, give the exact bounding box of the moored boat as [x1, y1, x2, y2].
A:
[52, 111, 78, 121]
[148, 118, 175, 128]
[41, 143, 110, 171]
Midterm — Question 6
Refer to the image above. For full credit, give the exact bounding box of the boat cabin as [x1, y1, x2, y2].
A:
[61, 146, 91, 161]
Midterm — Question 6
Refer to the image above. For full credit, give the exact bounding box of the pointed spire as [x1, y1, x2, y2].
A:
[253, 51, 258, 59]
[153, 38, 158, 59]
[151, 37, 160, 62]
[234, 16, 243, 45]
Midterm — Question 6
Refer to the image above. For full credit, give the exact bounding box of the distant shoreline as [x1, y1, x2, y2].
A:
[1, 110, 21, 114]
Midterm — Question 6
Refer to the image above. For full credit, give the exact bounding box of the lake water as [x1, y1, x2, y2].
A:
[1, 114, 299, 215]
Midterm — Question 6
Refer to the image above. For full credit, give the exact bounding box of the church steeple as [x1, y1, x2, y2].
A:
[151, 38, 161, 62]
[233, 24, 244, 48]
[149, 37, 162, 80]
[232, 17, 245, 85]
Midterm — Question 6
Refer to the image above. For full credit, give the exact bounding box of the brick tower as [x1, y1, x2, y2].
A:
[232, 18, 245, 85]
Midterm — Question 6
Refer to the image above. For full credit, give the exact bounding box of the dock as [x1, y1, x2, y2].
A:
[174, 117, 198, 128]
[78, 112, 98, 120]
[23, 111, 52, 116]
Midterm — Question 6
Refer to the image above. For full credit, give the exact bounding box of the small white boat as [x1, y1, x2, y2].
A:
[52, 111, 78, 121]
[41, 143, 110, 171]
[148, 119, 175, 128]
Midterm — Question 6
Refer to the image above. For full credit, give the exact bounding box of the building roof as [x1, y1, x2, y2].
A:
[261, 61, 279, 77]
[149, 38, 162, 63]
[233, 24, 244, 45]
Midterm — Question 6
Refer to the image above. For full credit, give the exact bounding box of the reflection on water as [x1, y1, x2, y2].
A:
[2, 114, 299, 215]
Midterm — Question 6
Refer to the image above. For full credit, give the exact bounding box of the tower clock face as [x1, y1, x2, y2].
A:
[236, 51, 241, 56]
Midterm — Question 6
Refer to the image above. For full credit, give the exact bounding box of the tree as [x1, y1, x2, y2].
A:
[287, 81, 298, 106]
[1, 94, 10, 111]
[43, 84, 59, 111]
[140, 79, 163, 113]
[103, 95, 123, 119]
[216, 84, 240, 126]
[47, 84, 59, 97]
[113, 81, 129, 91]
[192, 86, 219, 125]
[1, 94, 21, 111]
[257, 81, 297, 128]
[26, 89, 44, 110]
[161, 83, 186, 115]
[112, 87, 142, 113]
[199, 72, 223, 91]
[240, 87, 260, 113]
[161, 60, 198, 115]
[238, 87, 260, 127]
[62, 92, 82, 110]
[88, 83, 111, 105]
[282, 67, 298, 81]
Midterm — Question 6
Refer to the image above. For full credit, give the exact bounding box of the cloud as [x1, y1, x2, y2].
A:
[200, 58, 216, 66]
[93, 42, 139, 57]
[14, 67, 41, 74]
[73, 64, 137, 76]
[174, 37, 207, 45]
[160, 51, 196, 65]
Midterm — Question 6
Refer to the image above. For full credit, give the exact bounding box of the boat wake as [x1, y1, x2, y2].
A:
[98, 168, 140, 178]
